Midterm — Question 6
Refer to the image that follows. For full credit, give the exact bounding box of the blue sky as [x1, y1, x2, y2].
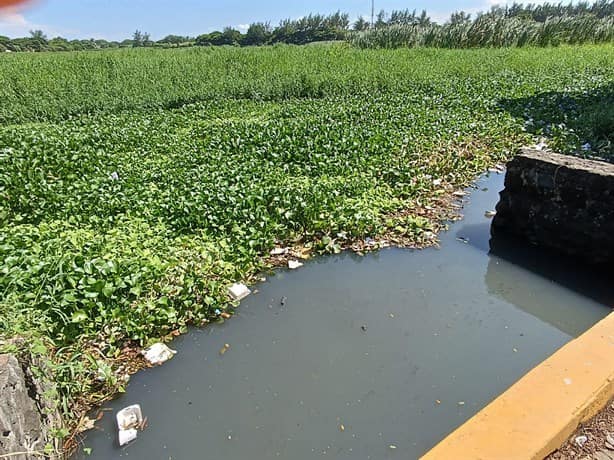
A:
[1, 0, 554, 40]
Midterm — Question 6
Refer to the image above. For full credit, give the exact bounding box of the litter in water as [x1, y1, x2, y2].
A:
[228, 283, 251, 301]
[141, 343, 177, 365]
[118, 428, 138, 447]
[288, 260, 304, 270]
[116, 405, 144, 446]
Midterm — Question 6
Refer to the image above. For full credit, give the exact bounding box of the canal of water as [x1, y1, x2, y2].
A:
[77, 172, 612, 459]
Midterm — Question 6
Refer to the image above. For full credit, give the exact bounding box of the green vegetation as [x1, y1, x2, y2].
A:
[1, 44, 613, 447]
[1, 1, 613, 52]
[351, 14, 614, 48]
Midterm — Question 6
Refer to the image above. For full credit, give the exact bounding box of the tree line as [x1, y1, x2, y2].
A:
[1, 1, 613, 53]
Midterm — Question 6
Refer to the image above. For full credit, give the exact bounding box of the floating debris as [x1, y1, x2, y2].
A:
[458, 401, 465, 406]
[453, 191, 468, 197]
[339, 424, 345, 432]
[228, 283, 251, 301]
[117, 404, 144, 446]
[456, 236, 469, 244]
[270, 247, 289, 256]
[484, 210, 497, 218]
[280, 296, 287, 306]
[76, 416, 97, 434]
[141, 343, 177, 365]
[219, 343, 230, 356]
[389, 444, 397, 450]
[361, 325, 368, 332]
[288, 260, 303, 270]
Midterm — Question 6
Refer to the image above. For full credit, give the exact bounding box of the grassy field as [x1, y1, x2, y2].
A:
[1, 44, 613, 443]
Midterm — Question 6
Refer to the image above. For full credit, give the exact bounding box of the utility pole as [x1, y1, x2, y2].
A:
[371, 0, 375, 28]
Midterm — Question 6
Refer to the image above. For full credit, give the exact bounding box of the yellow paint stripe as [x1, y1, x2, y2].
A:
[421, 312, 614, 460]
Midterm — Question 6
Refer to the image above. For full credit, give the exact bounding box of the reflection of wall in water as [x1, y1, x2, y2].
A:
[485, 234, 613, 338]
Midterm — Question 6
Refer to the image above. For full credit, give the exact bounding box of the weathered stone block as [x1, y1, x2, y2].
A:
[0, 354, 46, 459]
[492, 148, 614, 264]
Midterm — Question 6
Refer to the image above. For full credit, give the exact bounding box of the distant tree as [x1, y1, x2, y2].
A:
[241, 22, 271, 46]
[353, 16, 370, 31]
[158, 35, 190, 46]
[375, 10, 388, 29]
[271, 18, 297, 43]
[417, 10, 432, 26]
[48, 36, 70, 51]
[220, 26, 242, 45]
[29, 29, 47, 42]
[448, 11, 472, 25]
[132, 30, 151, 47]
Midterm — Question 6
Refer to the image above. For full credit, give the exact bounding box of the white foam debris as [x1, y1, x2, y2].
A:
[116, 404, 143, 446]
[270, 247, 289, 256]
[118, 428, 138, 446]
[141, 343, 177, 365]
[228, 283, 251, 301]
[288, 260, 303, 270]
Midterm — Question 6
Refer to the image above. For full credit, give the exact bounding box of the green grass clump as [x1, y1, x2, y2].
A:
[0, 44, 613, 436]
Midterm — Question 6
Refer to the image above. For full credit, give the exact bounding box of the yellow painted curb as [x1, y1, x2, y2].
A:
[421, 312, 614, 460]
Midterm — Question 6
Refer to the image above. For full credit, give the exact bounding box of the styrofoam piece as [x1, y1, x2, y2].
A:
[270, 247, 289, 256]
[228, 283, 251, 301]
[118, 428, 138, 446]
[141, 343, 176, 365]
[288, 260, 303, 270]
[116, 404, 143, 431]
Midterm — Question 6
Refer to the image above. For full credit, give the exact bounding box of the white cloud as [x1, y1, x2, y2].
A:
[0, 7, 78, 38]
[236, 23, 249, 32]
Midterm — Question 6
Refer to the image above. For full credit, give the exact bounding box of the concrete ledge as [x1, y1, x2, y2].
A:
[492, 149, 614, 265]
[421, 312, 614, 460]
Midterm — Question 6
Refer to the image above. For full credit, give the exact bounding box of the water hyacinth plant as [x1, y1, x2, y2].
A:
[0, 43, 613, 447]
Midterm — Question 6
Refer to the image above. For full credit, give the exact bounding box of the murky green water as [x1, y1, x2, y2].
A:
[77, 173, 612, 460]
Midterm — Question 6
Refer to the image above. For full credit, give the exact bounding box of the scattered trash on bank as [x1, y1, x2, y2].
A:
[141, 343, 176, 365]
[575, 435, 588, 447]
[117, 404, 144, 447]
[228, 283, 251, 301]
[288, 260, 303, 270]
[270, 247, 289, 256]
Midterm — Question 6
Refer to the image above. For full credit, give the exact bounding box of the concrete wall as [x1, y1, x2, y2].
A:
[492, 149, 614, 265]
[0, 353, 62, 459]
